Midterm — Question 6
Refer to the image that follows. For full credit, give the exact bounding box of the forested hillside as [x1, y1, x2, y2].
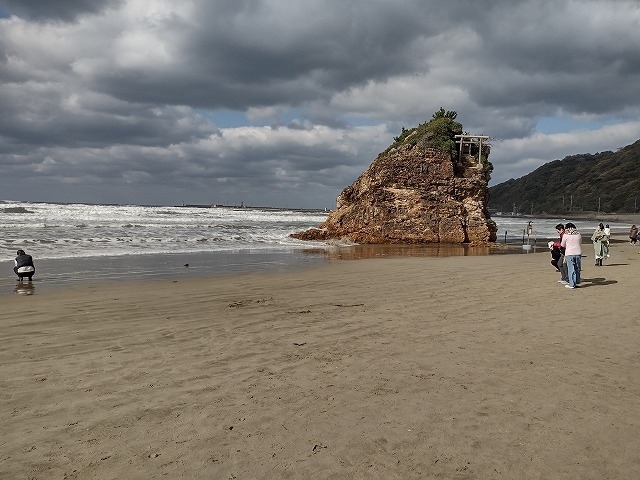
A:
[488, 139, 640, 215]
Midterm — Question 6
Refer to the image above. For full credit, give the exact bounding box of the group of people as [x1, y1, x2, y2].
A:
[549, 221, 639, 289]
[549, 223, 583, 289]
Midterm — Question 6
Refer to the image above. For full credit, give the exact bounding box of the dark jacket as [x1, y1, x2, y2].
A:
[15, 254, 34, 268]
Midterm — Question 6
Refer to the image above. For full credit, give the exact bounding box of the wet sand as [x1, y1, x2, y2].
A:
[0, 243, 520, 296]
[2, 238, 640, 479]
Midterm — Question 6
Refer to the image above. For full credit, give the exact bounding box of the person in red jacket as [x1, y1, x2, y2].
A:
[552, 224, 568, 284]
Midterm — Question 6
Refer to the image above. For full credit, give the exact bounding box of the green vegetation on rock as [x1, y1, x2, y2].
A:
[381, 108, 493, 175]
[388, 108, 463, 156]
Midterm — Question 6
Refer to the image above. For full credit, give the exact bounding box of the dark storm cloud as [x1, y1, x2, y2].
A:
[6, 124, 367, 207]
[0, 0, 124, 21]
[460, 1, 640, 116]
[90, 0, 440, 110]
[0, 84, 218, 151]
[0, 0, 639, 207]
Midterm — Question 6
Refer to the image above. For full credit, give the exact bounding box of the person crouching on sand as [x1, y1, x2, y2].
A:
[14, 249, 36, 281]
[560, 223, 582, 289]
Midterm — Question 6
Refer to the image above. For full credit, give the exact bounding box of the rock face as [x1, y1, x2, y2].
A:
[292, 143, 497, 244]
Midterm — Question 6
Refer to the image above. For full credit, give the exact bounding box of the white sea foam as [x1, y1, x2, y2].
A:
[0, 201, 631, 260]
[1, 202, 330, 260]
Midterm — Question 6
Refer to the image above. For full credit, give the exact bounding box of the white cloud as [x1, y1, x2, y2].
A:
[490, 120, 640, 184]
[1, 0, 639, 207]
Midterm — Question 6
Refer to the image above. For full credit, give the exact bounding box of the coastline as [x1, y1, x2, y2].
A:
[2, 234, 629, 296]
[522, 212, 640, 225]
[1, 249, 330, 296]
[1, 244, 522, 297]
[2, 239, 640, 478]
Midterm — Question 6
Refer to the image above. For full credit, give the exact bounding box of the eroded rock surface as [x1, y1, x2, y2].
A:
[292, 143, 497, 244]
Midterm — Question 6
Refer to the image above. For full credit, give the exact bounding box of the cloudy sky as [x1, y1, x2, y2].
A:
[1, 0, 639, 208]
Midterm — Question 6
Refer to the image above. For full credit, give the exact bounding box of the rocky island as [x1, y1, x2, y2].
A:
[292, 109, 497, 244]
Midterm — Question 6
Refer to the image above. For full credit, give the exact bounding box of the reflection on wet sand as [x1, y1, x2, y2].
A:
[302, 243, 523, 260]
[14, 281, 36, 295]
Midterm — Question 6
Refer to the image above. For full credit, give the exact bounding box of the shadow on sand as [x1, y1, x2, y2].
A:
[578, 277, 618, 288]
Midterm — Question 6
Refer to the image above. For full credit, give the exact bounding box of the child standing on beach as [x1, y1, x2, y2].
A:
[549, 241, 562, 270]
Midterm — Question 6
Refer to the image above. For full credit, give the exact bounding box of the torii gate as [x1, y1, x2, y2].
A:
[454, 134, 490, 168]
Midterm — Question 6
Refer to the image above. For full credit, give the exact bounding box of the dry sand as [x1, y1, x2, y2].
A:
[2, 240, 640, 479]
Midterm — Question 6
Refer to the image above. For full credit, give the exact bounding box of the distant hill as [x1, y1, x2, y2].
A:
[488, 139, 640, 215]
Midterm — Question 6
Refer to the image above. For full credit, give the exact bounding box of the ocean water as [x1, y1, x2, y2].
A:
[0, 201, 333, 293]
[2, 201, 629, 260]
[491, 215, 631, 244]
[0, 201, 330, 259]
[1, 201, 632, 293]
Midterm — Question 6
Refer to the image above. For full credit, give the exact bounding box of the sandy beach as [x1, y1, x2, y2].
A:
[2, 239, 640, 479]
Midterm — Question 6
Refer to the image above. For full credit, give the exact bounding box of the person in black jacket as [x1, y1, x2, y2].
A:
[630, 224, 638, 245]
[14, 249, 36, 281]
